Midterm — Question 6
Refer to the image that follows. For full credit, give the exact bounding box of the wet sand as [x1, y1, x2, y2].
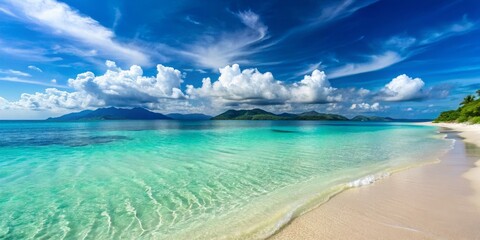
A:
[271, 123, 480, 240]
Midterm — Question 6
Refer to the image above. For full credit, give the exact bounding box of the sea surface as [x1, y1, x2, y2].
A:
[0, 120, 451, 239]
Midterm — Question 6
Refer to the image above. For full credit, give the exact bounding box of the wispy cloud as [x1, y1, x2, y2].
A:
[271, 0, 377, 45]
[112, 7, 122, 29]
[0, 41, 62, 62]
[312, 0, 377, 24]
[28, 65, 43, 72]
[185, 15, 201, 25]
[0, 76, 66, 88]
[328, 51, 404, 79]
[294, 61, 323, 78]
[0, 69, 31, 77]
[327, 17, 476, 79]
[178, 10, 269, 70]
[420, 16, 476, 45]
[3, 0, 149, 65]
[0, 6, 15, 17]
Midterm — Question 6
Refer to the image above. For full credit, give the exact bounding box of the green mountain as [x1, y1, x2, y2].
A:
[351, 115, 394, 122]
[295, 111, 348, 120]
[212, 109, 349, 120]
[211, 109, 289, 120]
[435, 90, 480, 124]
[166, 113, 212, 120]
[47, 107, 171, 121]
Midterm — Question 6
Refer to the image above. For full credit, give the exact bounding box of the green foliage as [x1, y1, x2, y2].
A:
[469, 116, 480, 124]
[435, 90, 480, 124]
[212, 109, 349, 120]
[461, 95, 475, 105]
[433, 110, 460, 122]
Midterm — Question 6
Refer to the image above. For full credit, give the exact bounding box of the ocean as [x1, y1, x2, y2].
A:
[0, 120, 451, 239]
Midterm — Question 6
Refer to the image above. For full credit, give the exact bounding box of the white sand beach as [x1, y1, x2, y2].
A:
[271, 123, 480, 240]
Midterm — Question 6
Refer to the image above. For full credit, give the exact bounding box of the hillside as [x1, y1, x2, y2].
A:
[47, 107, 171, 121]
[211, 109, 288, 120]
[351, 115, 394, 122]
[166, 113, 212, 120]
[434, 90, 480, 124]
[295, 111, 348, 121]
[212, 109, 349, 120]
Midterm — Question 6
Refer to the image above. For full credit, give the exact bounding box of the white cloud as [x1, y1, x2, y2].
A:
[112, 7, 121, 29]
[350, 102, 384, 111]
[273, 0, 377, 44]
[420, 16, 476, 45]
[0, 96, 11, 110]
[0, 62, 437, 118]
[379, 74, 425, 101]
[0, 76, 65, 88]
[0, 6, 16, 17]
[28, 65, 43, 72]
[290, 69, 338, 103]
[236, 10, 267, 38]
[3, 0, 149, 65]
[0, 42, 63, 62]
[326, 17, 475, 80]
[4, 60, 187, 111]
[185, 15, 201, 25]
[187, 64, 289, 105]
[0, 69, 31, 77]
[328, 51, 404, 79]
[68, 60, 185, 106]
[187, 64, 337, 106]
[314, 0, 377, 23]
[180, 10, 269, 70]
[14, 88, 97, 110]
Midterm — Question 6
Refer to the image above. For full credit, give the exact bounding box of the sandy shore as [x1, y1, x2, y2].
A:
[271, 123, 480, 240]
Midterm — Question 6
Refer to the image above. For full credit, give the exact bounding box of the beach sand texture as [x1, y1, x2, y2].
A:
[271, 123, 480, 240]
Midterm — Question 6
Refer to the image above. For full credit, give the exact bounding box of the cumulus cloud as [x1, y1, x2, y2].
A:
[0, 96, 11, 110]
[14, 88, 97, 110]
[0, 61, 440, 117]
[6, 61, 186, 111]
[69, 61, 185, 105]
[350, 102, 385, 111]
[379, 74, 425, 101]
[187, 64, 337, 106]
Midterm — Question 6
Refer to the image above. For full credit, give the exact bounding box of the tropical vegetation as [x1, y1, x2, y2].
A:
[434, 90, 480, 124]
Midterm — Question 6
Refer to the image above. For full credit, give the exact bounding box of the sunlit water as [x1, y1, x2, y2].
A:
[0, 120, 450, 239]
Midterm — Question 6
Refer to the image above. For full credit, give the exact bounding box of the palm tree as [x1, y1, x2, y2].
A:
[461, 95, 475, 105]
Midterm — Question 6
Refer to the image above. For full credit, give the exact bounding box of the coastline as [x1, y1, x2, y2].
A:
[270, 122, 480, 239]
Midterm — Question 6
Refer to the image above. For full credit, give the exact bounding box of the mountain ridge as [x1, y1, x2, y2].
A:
[46, 107, 418, 122]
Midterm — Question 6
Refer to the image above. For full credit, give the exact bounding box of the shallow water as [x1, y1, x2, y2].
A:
[0, 120, 450, 239]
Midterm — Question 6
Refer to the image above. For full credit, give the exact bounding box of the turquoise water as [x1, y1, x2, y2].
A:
[0, 121, 450, 239]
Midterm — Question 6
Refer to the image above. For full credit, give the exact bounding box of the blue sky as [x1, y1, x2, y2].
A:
[0, 0, 479, 119]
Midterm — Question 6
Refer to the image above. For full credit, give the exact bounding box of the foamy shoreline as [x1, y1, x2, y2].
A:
[271, 122, 480, 239]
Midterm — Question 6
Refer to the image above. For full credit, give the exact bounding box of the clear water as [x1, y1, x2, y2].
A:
[0, 120, 450, 239]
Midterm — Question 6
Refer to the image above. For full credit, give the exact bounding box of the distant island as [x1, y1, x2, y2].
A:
[212, 109, 401, 121]
[434, 89, 480, 124]
[47, 107, 211, 121]
[212, 109, 351, 121]
[46, 107, 425, 122]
